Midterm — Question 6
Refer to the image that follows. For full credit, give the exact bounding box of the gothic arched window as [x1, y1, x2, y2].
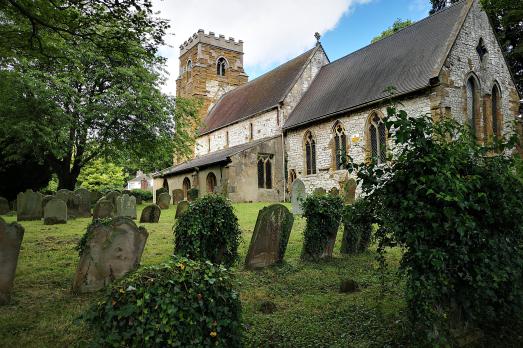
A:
[182, 177, 191, 199]
[257, 155, 273, 189]
[368, 113, 387, 164]
[305, 131, 317, 175]
[333, 122, 347, 170]
[186, 59, 192, 71]
[217, 57, 227, 76]
[492, 84, 502, 138]
[206, 172, 217, 193]
[466, 76, 479, 136]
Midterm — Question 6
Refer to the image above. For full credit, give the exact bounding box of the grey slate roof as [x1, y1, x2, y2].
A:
[283, 0, 470, 130]
[199, 47, 320, 135]
[155, 136, 280, 177]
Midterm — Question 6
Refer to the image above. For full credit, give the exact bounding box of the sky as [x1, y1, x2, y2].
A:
[152, 0, 433, 95]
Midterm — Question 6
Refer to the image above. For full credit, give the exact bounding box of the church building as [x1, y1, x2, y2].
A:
[153, 0, 521, 203]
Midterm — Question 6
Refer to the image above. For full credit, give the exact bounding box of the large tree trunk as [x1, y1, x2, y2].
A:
[50, 156, 82, 191]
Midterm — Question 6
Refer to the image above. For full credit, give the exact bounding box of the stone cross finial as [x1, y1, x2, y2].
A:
[314, 32, 321, 43]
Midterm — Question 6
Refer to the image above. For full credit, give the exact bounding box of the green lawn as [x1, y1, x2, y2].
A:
[0, 203, 405, 347]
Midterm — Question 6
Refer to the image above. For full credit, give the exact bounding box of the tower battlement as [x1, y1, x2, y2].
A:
[179, 29, 244, 56]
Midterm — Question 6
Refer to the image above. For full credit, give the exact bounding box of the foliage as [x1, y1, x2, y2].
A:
[130, 189, 153, 202]
[371, 19, 415, 43]
[77, 160, 126, 192]
[0, 1, 198, 190]
[188, 187, 199, 201]
[83, 256, 242, 348]
[75, 217, 113, 256]
[350, 105, 523, 344]
[340, 199, 374, 254]
[301, 194, 344, 260]
[174, 195, 242, 267]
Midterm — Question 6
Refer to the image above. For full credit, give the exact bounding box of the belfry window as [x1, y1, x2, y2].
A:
[257, 155, 273, 189]
[305, 131, 317, 175]
[217, 57, 227, 76]
[368, 113, 387, 164]
[333, 122, 347, 170]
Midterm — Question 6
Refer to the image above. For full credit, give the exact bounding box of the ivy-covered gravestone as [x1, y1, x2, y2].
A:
[175, 201, 189, 219]
[44, 198, 67, 225]
[155, 187, 168, 204]
[72, 217, 148, 293]
[115, 194, 136, 219]
[158, 193, 171, 209]
[187, 188, 199, 202]
[0, 218, 24, 304]
[0, 197, 9, 215]
[313, 187, 326, 195]
[245, 204, 294, 270]
[17, 189, 43, 221]
[343, 178, 357, 205]
[291, 179, 306, 215]
[92, 200, 114, 220]
[139, 204, 161, 223]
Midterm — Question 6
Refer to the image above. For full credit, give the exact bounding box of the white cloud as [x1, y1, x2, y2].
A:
[152, 0, 372, 95]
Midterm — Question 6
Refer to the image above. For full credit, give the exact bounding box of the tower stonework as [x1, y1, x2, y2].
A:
[176, 29, 248, 119]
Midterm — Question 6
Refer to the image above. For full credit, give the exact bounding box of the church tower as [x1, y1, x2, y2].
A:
[176, 29, 249, 119]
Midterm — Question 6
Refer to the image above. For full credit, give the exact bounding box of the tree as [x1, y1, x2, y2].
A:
[77, 159, 126, 192]
[430, 0, 522, 94]
[371, 19, 415, 43]
[0, 2, 199, 190]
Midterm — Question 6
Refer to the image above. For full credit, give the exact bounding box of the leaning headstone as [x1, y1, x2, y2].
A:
[44, 198, 67, 225]
[42, 195, 54, 210]
[72, 217, 148, 293]
[245, 204, 294, 270]
[313, 187, 326, 196]
[139, 204, 161, 223]
[0, 197, 9, 215]
[343, 179, 357, 205]
[291, 179, 306, 215]
[0, 218, 25, 304]
[158, 193, 171, 209]
[175, 201, 190, 219]
[155, 187, 168, 204]
[115, 194, 136, 219]
[17, 189, 43, 221]
[329, 187, 340, 196]
[92, 200, 114, 220]
[75, 188, 92, 217]
[172, 189, 184, 204]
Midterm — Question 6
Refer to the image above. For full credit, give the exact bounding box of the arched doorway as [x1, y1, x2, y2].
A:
[206, 172, 217, 193]
[182, 177, 191, 199]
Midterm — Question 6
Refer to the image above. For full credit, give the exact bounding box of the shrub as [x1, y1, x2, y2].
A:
[351, 106, 523, 344]
[340, 199, 374, 254]
[83, 256, 242, 348]
[301, 193, 343, 260]
[174, 195, 241, 266]
[131, 189, 152, 202]
[188, 187, 199, 201]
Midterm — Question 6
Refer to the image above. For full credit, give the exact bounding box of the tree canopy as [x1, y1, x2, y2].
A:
[371, 19, 414, 43]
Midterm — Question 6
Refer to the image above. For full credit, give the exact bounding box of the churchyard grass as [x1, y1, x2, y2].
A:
[0, 203, 405, 347]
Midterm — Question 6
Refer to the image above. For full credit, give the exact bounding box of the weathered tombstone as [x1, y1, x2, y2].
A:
[92, 200, 114, 220]
[155, 187, 168, 204]
[42, 195, 54, 210]
[139, 204, 161, 223]
[329, 187, 340, 196]
[115, 194, 137, 219]
[245, 204, 294, 270]
[175, 201, 190, 219]
[0, 218, 25, 304]
[44, 198, 67, 225]
[0, 197, 9, 215]
[158, 193, 171, 209]
[75, 188, 92, 217]
[187, 188, 199, 202]
[314, 187, 326, 195]
[56, 190, 81, 218]
[90, 191, 103, 205]
[17, 189, 43, 221]
[343, 178, 357, 205]
[172, 189, 184, 204]
[105, 191, 121, 213]
[72, 217, 148, 293]
[291, 179, 306, 215]
[122, 190, 132, 196]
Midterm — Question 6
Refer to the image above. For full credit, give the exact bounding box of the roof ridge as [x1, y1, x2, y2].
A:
[327, 0, 467, 67]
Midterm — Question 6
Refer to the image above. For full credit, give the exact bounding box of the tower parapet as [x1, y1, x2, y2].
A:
[180, 29, 244, 56]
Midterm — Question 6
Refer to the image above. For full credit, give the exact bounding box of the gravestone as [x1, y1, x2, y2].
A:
[72, 217, 148, 293]
[343, 178, 357, 205]
[329, 187, 340, 196]
[314, 187, 326, 195]
[158, 193, 171, 209]
[92, 200, 114, 220]
[90, 191, 103, 205]
[172, 189, 184, 204]
[17, 189, 43, 221]
[175, 201, 190, 219]
[155, 187, 168, 204]
[245, 204, 294, 270]
[74, 188, 92, 217]
[42, 195, 54, 210]
[105, 191, 121, 213]
[56, 190, 81, 218]
[0, 197, 9, 215]
[132, 193, 143, 205]
[139, 204, 161, 223]
[187, 188, 199, 202]
[291, 179, 306, 215]
[44, 198, 67, 225]
[122, 190, 132, 195]
[115, 194, 136, 219]
[0, 218, 25, 304]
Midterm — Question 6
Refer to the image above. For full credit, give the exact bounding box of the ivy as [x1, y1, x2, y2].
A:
[340, 199, 374, 254]
[174, 195, 242, 267]
[75, 217, 113, 256]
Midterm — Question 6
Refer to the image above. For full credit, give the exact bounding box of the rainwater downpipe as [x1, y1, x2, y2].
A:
[278, 104, 286, 202]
